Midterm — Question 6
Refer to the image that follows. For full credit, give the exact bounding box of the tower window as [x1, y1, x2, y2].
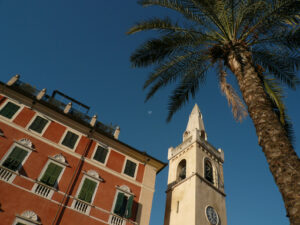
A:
[177, 159, 186, 181]
[204, 159, 214, 184]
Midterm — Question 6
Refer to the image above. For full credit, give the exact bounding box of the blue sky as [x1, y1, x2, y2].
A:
[0, 1, 299, 225]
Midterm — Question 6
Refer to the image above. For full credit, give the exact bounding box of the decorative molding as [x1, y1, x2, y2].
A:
[49, 154, 69, 167]
[17, 138, 35, 150]
[21, 210, 38, 221]
[116, 185, 135, 196]
[83, 170, 104, 182]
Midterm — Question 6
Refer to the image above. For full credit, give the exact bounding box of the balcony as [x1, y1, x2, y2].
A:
[0, 166, 16, 182]
[71, 198, 91, 215]
[33, 182, 55, 199]
[109, 214, 126, 225]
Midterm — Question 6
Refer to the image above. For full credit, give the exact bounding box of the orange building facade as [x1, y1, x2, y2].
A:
[0, 76, 166, 225]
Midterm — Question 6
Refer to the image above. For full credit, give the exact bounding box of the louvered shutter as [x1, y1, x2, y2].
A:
[29, 116, 48, 133]
[93, 146, 108, 163]
[114, 192, 125, 216]
[125, 195, 134, 218]
[62, 131, 79, 149]
[2, 147, 28, 171]
[41, 163, 63, 187]
[0, 102, 20, 119]
[78, 179, 97, 203]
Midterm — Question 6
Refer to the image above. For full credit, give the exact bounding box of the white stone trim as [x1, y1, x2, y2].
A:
[13, 210, 41, 225]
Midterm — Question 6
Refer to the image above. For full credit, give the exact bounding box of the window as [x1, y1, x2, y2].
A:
[29, 116, 48, 133]
[177, 159, 186, 181]
[61, 131, 79, 149]
[93, 145, 108, 164]
[113, 192, 134, 218]
[204, 159, 214, 184]
[123, 159, 137, 178]
[78, 178, 97, 203]
[2, 146, 28, 171]
[0, 101, 20, 119]
[40, 162, 63, 187]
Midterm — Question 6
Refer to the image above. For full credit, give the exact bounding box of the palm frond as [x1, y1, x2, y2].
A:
[166, 64, 210, 121]
[218, 69, 248, 121]
[241, 0, 300, 41]
[145, 52, 209, 101]
[252, 48, 300, 89]
[258, 71, 295, 145]
[137, 0, 213, 28]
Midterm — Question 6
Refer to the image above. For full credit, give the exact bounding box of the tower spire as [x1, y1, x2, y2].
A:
[183, 104, 207, 141]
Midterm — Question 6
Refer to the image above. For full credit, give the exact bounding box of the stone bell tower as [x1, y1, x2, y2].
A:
[164, 104, 227, 225]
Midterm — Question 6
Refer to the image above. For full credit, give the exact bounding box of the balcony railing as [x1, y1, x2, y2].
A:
[9, 79, 116, 136]
[33, 182, 54, 199]
[71, 198, 91, 215]
[109, 214, 125, 225]
[0, 166, 16, 182]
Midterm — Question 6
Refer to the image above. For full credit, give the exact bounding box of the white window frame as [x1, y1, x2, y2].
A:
[32, 157, 67, 199]
[26, 113, 51, 136]
[122, 157, 138, 179]
[109, 185, 135, 224]
[0, 99, 23, 121]
[74, 174, 100, 204]
[37, 159, 66, 188]
[91, 143, 110, 166]
[71, 171, 102, 215]
[13, 218, 41, 225]
[59, 128, 81, 151]
[0, 139, 35, 183]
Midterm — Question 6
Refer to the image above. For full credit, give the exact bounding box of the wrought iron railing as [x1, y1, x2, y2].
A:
[10, 80, 116, 136]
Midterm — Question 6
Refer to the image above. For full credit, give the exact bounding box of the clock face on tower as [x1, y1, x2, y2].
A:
[206, 206, 219, 225]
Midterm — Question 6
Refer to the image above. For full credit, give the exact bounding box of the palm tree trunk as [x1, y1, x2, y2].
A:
[227, 44, 300, 225]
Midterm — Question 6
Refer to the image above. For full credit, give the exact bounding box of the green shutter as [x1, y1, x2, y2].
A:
[93, 146, 108, 163]
[114, 192, 125, 216]
[2, 147, 28, 171]
[0, 102, 20, 119]
[78, 178, 97, 203]
[29, 116, 48, 133]
[16, 223, 26, 225]
[125, 195, 134, 218]
[62, 131, 79, 149]
[124, 160, 137, 177]
[40, 163, 63, 187]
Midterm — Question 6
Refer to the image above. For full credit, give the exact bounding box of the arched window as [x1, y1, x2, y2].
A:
[204, 159, 214, 184]
[177, 159, 186, 181]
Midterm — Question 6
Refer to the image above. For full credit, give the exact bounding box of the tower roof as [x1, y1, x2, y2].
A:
[184, 104, 207, 141]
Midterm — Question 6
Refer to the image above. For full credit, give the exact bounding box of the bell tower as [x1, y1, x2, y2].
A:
[164, 104, 227, 225]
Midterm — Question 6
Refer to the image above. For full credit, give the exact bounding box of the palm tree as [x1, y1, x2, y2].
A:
[127, 0, 300, 224]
